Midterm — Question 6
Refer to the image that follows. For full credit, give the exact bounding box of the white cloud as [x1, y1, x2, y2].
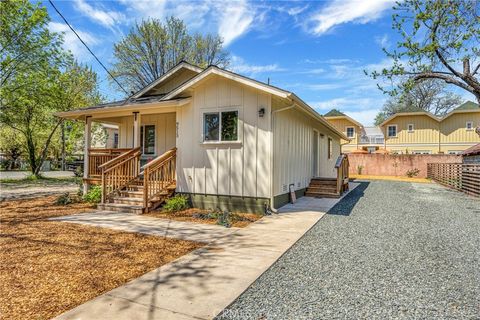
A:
[345, 109, 381, 126]
[309, 0, 393, 35]
[229, 55, 284, 76]
[73, 0, 125, 29]
[375, 34, 391, 48]
[216, 0, 254, 46]
[307, 83, 344, 90]
[48, 22, 99, 60]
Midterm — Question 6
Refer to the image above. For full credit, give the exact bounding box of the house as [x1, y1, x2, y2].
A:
[461, 143, 480, 163]
[56, 62, 349, 214]
[324, 110, 384, 153]
[91, 124, 119, 149]
[380, 101, 480, 154]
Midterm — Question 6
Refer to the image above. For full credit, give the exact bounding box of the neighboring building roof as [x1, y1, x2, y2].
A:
[324, 109, 346, 117]
[324, 111, 363, 128]
[461, 143, 480, 156]
[455, 101, 479, 111]
[380, 111, 440, 126]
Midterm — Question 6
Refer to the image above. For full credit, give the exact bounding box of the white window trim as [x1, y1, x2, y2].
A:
[407, 124, 414, 133]
[466, 121, 474, 130]
[387, 124, 398, 138]
[201, 108, 240, 143]
[345, 126, 355, 138]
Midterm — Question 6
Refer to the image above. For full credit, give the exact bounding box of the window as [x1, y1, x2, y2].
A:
[113, 133, 119, 149]
[387, 125, 397, 137]
[328, 137, 333, 159]
[448, 150, 461, 155]
[408, 124, 414, 133]
[203, 110, 238, 142]
[346, 127, 355, 138]
[140, 125, 155, 154]
[466, 121, 474, 130]
[412, 150, 432, 155]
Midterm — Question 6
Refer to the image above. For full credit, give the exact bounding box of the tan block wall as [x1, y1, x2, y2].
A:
[347, 154, 462, 178]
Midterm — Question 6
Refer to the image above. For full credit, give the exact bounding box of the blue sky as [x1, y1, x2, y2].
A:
[43, 0, 472, 126]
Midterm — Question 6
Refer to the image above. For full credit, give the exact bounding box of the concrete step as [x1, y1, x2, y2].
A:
[119, 190, 144, 198]
[112, 197, 143, 205]
[97, 203, 144, 214]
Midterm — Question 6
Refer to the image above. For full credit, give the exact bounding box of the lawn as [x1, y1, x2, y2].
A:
[0, 196, 203, 320]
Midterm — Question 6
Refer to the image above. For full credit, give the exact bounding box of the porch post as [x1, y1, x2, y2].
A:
[133, 112, 141, 148]
[83, 116, 92, 194]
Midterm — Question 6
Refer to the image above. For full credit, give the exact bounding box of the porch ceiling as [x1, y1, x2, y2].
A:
[55, 97, 191, 121]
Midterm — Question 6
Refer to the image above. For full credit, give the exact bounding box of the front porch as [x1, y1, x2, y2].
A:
[62, 101, 187, 213]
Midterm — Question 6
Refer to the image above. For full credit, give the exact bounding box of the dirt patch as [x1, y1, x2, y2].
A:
[0, 196, 203, 320]
[147, 208, 262, 228]
[350, 174, 431, 183]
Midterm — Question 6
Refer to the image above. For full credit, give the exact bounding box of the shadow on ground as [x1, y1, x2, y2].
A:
[327, 181, 369, 216]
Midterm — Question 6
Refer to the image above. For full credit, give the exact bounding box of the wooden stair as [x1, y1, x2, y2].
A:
[97, 178, 176, 214]
[305, 177, 341, 198]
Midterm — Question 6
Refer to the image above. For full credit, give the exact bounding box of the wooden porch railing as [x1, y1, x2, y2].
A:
[100, 147, 141, 203]
[88, 148, 132, 179]
[427, 163, 480, 197]
[142, 147, 177, 212]
[335, 154, 349, 194]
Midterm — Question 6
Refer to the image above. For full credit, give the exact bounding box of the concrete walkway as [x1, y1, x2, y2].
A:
[54, 183, 358, 320]
[0, 170, 75, 180]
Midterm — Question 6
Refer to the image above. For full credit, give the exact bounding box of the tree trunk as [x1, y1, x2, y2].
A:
[33, 119, 64, 176]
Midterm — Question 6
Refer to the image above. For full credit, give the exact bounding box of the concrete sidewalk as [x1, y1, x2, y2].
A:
[55, 183, 358, 320]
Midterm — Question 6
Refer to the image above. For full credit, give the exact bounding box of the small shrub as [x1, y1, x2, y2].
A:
[406, 168, 420, 178]
[74, 166, 83, 177]
[55, 193, 81, 205]
[216, 210, 232, 228]
[357, 165, 364, 175]
[83, 185, 102, 203]
[163, 195, 189, 212]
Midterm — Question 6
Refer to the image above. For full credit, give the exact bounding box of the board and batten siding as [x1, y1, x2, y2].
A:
[175, 75, 272, 198]
[272, 98, 340, 197]
[441, 112, 480, 144]
[117, 112, 176, 156]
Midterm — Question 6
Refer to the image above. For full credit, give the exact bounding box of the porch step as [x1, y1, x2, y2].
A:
[305, 191, 340, 198]
[97, 203, 144, 214]
[112, 197, 144, 205]
[305, 177, 340, 198]
[119, 190, 144, 198]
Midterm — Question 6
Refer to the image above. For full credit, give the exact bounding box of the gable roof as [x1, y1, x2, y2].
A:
[324, 109, 345, 117]
[159, 65, 347, 140]
[380, 111, 440, 126]
[132, 61, 203, 99]
[455, 101, 479, 111]
[323, 111, 363, 128]
[56, 63, 347, 140]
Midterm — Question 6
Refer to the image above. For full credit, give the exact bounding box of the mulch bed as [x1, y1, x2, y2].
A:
[146, 208, 263, 228]
[0, 196, 203, 320]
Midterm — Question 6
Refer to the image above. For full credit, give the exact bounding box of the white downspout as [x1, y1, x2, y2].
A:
[269, 102, 295, 213]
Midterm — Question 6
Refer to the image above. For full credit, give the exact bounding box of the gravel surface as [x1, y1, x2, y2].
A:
[219, 181, 480, 319]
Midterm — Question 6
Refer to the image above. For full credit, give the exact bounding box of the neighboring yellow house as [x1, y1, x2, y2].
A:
[324, 109, 384, 153]
[380, 101, 480, 154]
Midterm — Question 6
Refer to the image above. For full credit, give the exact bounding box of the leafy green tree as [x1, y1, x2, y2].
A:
[374, 79, 463, 125]
[0, 0, 101, 176]
[111, 17, 230, 93]
[371, 0, 480, 103]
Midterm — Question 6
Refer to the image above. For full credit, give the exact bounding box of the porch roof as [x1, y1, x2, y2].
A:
[55, 97, 191, 120]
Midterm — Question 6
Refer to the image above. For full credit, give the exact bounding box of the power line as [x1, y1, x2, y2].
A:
[48, 0, 129, 96]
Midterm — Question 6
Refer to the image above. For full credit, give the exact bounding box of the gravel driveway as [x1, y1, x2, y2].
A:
[219, 181, 480, 319]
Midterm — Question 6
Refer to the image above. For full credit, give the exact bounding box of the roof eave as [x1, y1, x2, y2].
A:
[55, 97, 191, 119]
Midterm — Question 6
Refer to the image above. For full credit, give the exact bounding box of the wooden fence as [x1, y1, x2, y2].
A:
[427, 163, 480, 197]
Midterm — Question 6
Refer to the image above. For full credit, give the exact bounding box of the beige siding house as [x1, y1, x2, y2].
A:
[57, 62, 348, 213]
[380, 102, 480, 154]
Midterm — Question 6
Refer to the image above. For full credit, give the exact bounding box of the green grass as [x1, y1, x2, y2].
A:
[0, 176, 79, 187]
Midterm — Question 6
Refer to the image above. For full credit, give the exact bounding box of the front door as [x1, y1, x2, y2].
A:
[313, 130, 319, 177]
